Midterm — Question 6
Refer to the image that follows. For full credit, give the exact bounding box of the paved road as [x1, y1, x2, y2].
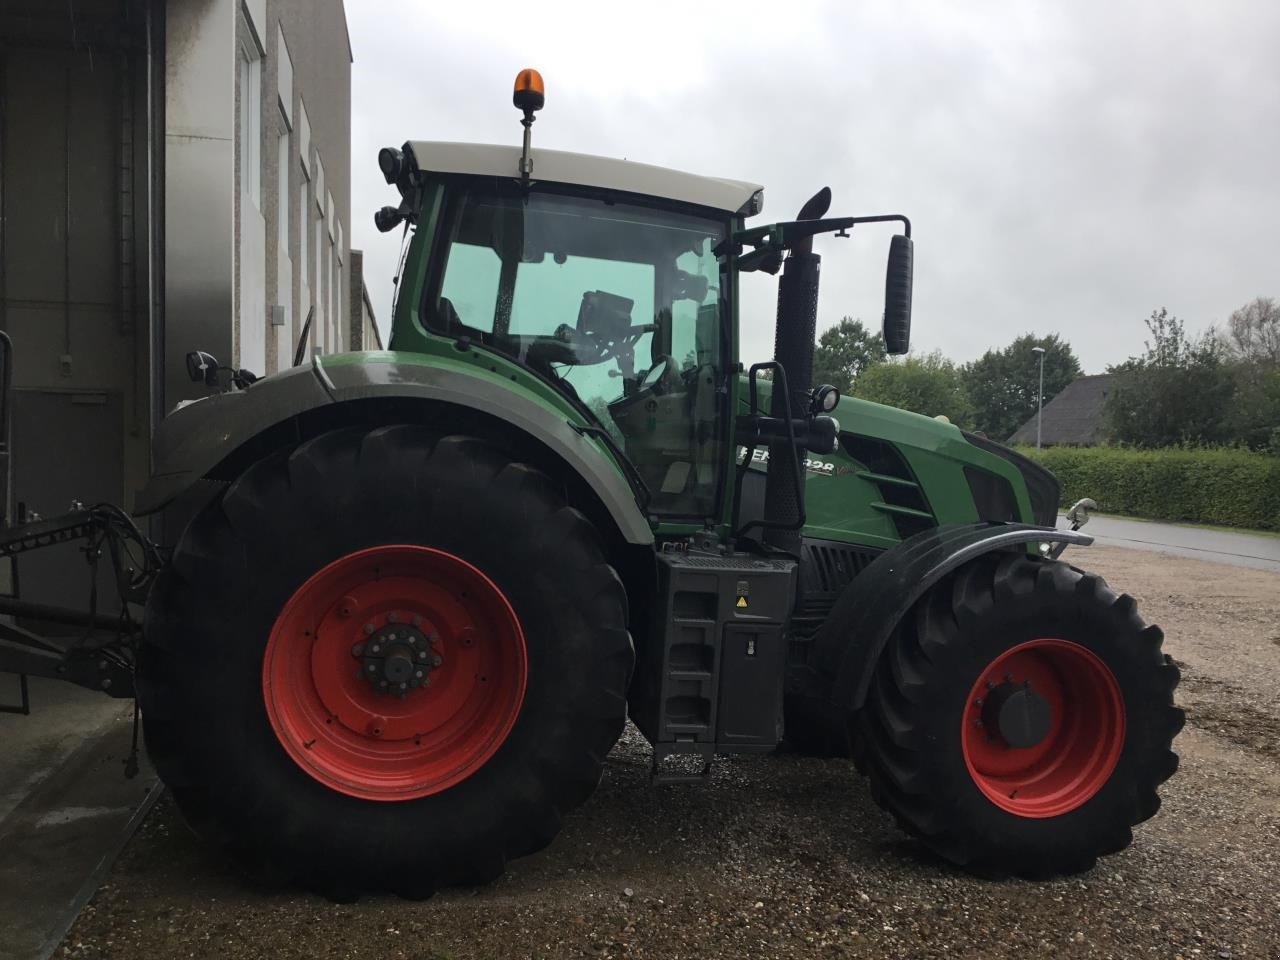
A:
[0, 679, 159, 960]
[1061, 514, 1280, 573]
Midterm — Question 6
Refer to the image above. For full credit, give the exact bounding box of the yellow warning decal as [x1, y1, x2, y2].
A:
[735, 596, 748, 609]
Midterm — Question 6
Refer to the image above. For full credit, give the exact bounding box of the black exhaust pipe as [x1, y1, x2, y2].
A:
[762, 189, 828, 555]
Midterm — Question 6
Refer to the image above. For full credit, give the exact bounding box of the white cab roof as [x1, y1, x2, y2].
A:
[405, 140, 762, 215]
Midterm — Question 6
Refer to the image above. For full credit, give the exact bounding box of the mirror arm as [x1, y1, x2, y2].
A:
[732, 213, 912, 264]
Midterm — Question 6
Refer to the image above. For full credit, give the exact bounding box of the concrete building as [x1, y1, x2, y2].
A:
[0, 0, 367, 607]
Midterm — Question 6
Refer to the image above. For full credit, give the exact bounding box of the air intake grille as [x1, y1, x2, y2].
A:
[795, 538, 879, 627]
[839, 434, 936, 538]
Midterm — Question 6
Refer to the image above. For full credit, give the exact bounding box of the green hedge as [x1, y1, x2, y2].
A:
[1016, 446, 1280, 531]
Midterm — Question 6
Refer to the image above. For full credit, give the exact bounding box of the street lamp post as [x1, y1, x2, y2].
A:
[1032, 346, 1046, 449]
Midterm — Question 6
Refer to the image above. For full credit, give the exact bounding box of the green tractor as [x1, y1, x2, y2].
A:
[0, 70, 1181, 897]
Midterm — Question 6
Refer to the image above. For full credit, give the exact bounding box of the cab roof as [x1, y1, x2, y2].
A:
[404, 140, 763, 216]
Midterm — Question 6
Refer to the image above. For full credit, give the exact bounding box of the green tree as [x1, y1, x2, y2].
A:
[1105, 308, 1235, 447]
[811, 317, 887, 392]
[852, 351, 973, 426]
[960, 333, 1082, 441]
[1216, 297, 1280, 450]
[1217, 296, 1280, 367]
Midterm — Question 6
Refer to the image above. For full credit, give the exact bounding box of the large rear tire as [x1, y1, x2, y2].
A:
[138, 426, 633, 896]
[856, 553, 1182, 877]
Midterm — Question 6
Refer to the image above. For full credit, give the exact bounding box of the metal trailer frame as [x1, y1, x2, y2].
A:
[0, 333, 159, 717]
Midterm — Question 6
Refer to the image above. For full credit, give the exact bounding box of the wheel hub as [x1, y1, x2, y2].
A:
[353, 615, 443, 697]
[981, 680, 1053, 749]
[962, 638, 1126, 818]
[262, 544, 528, 801]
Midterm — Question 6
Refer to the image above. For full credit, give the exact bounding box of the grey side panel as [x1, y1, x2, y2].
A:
[136, 362, 329, 513]
[136, 358, 654, 546]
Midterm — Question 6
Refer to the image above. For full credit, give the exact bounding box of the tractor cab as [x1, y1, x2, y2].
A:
[408, 167, 735, 517]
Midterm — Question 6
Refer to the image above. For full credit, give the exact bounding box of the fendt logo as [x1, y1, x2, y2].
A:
[736, 447, 836, 476]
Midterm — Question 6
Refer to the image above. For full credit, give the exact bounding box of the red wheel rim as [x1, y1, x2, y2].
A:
[961, 639, 1124, 818]
[262, 545, 527, 801]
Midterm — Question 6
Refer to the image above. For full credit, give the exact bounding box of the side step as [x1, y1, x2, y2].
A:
[632, 548, 797, 781]
[650, 741, 714, 784]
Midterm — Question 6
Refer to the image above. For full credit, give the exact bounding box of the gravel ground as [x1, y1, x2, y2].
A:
[59, 545, 1280, 959]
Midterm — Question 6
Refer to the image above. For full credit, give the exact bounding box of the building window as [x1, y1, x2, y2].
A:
[298, 99, 311, 178]
[314, 154, 325, 215]
[299, 181, 309, 290]
[332, 251, 341, 352]
[315, 219, 325, 354]
[238, 44, 262, 209]
[277, 121, 289, 255]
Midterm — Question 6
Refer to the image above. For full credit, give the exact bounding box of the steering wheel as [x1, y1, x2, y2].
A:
[635, 354, 679, 398]
[586, 322, 655, 365]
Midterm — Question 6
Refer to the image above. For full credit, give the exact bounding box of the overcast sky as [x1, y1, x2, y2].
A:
[347, 0, 1279, 374]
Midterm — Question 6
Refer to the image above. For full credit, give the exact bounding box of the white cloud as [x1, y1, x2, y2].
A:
[349, 0, 1280, 373]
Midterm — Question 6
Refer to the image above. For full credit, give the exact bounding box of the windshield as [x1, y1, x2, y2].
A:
[425, 183, 730, 518]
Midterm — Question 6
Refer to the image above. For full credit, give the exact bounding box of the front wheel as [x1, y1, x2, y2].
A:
[855, 553, 1183, 877]
[138, 426, 633, 896]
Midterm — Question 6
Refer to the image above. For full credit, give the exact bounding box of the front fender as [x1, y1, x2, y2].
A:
[137, 353, 654, 546]
[813, 523, 1092, 711]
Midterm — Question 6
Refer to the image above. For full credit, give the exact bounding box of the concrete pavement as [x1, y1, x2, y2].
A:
[0, 680, 159, 960]
[1062, 514, 1280, 573]
[0, 677, 126, 824]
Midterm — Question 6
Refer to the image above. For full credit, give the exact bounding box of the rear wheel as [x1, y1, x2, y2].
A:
[138, 426, 633, 896]
[855, 553, 1182, 877]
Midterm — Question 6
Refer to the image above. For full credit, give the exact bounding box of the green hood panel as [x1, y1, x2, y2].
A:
[737, 378, 1037, 550]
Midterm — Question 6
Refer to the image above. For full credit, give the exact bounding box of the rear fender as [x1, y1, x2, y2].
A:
[812, 524, 1092, 711]
[137, 356, 654, 546]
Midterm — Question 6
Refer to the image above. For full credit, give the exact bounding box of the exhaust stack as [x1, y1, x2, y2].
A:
[762, 189, 829, 555]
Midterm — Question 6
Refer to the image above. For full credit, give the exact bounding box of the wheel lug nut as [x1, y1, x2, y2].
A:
[367, 664, 378, 674]
[432, 654, 443, 667]
[415, 670, 423, 679]
[371, 644, 381, 654]
[364, 623, 375, 635]
[351, 644, 364, 657]
[418, 651, 428, 661]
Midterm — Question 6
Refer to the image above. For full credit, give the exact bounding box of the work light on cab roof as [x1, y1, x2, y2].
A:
[513, 67, 545, 180]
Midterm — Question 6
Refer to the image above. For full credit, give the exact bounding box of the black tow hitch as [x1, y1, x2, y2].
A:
[0, 507, 163, 709]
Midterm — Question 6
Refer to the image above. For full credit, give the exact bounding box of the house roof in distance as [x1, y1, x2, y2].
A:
[1008, 374, 1115, 446]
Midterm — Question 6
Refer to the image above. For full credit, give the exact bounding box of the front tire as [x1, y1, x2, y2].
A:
[856, 553, 1182, 877]
[138, 426, 633, 896]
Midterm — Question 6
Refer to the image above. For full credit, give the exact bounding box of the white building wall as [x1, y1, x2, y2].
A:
[165, 0, 236, 408]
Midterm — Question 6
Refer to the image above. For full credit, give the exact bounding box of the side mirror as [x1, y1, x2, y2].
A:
[883, 234, 913, 355]
[672, 270, 709, 303]
[185, 350, 221, 387]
